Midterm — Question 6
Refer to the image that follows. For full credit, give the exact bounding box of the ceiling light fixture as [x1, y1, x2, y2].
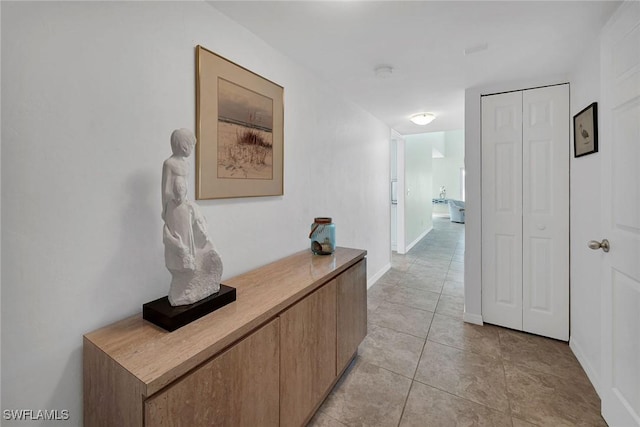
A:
[374, 65, 393, 79]
[410, 112, 436, 125]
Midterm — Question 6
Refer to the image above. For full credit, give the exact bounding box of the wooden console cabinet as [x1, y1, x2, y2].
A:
[84, 247, 367, 427]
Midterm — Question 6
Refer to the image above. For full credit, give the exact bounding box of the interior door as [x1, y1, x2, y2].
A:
[600, 2, 640, 425]
[522, 85, 569, 341]
[482, 91, 524, 330]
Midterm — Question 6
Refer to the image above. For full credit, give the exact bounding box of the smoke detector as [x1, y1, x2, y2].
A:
[374, 66, 393, 79]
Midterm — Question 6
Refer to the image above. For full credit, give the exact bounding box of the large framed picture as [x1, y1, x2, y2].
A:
[196, 45, 284, 199]
[573, 102, 598, 158]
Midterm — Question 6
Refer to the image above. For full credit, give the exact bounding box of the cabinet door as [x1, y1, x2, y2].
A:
[144, 319, 280, 427]
[280, 281, 337, 427]
[336, 259, 367, 371]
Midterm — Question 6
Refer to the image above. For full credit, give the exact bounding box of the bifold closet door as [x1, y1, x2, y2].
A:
[522, 85, 569, 341]
[481, 91, 524, 330]
[482, 85, 569, 341]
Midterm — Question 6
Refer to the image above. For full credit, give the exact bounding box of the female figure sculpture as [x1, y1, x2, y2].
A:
[162, 129, 223, 306]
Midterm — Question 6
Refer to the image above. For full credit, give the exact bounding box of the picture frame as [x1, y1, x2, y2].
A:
[196, 45, 284, 199]
[573, 102, 598, 158]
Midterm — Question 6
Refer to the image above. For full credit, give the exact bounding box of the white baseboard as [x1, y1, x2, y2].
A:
[368, 263, 391, 289]
[463, 312, 483, 325]
[569, 337, 601, 398]
[405, 227, 433, 253]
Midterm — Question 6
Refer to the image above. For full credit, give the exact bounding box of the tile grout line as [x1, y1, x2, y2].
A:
[410, 377, 514, 418]
[424, 335, 501, 360]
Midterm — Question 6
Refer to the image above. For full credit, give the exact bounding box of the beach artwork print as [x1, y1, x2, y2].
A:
[196, 45, 283, 200]
[217, 78, 274, 180]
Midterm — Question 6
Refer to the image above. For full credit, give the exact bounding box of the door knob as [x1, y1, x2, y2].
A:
[588, 239, 610, 253]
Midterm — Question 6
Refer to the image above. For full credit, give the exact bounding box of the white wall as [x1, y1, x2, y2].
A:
[403, 134, 433, 251]
[430, 131, 445, 158]
[0, 2, 390, 425]
[432, 130, 464, 201]
[568, 35, 603, 394]
[393, 130, 406, 254]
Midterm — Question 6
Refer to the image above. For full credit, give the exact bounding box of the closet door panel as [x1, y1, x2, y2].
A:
[481, 91, 524, 330]
[522, 85, 569, 340]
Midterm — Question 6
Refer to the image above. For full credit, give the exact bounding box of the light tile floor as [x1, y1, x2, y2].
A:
[310, 217, 606, 427]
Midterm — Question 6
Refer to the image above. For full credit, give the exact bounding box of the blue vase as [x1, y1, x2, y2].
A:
[309, 217, 336, 255]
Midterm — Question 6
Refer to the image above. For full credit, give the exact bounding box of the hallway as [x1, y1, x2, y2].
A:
[310, 217, 605, 426]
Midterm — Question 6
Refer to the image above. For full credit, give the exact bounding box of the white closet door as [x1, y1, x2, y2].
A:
[522, 85, 569, 341]
[482, 91, 524, 330]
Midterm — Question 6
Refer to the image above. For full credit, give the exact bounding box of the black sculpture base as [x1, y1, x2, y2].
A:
[143, 284, 236, 332]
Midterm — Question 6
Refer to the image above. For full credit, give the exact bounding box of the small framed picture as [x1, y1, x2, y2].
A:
[573, 102, 598, 158]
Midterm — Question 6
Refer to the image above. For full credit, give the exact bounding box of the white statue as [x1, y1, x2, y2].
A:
[162, 128, 223, 306]
[439, 186, 447, 200]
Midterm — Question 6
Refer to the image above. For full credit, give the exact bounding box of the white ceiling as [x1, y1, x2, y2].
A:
[210, 1, 621, 135]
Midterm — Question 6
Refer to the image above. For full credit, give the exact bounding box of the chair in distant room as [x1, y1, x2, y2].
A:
[448, 200, 466, 223]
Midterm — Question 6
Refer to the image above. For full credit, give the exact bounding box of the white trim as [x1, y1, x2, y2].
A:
[405, 226, 432, 253]
[396, 136, 406, 254]
[569, 337, 601, 398]
[460, 167, 466, 201]
[463, 312, 484, 325]
[368, 262, 391, 289]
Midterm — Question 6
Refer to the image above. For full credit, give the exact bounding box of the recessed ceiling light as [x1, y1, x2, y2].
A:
[374, 65, 393, 79]
[410, 112, 436, 125]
